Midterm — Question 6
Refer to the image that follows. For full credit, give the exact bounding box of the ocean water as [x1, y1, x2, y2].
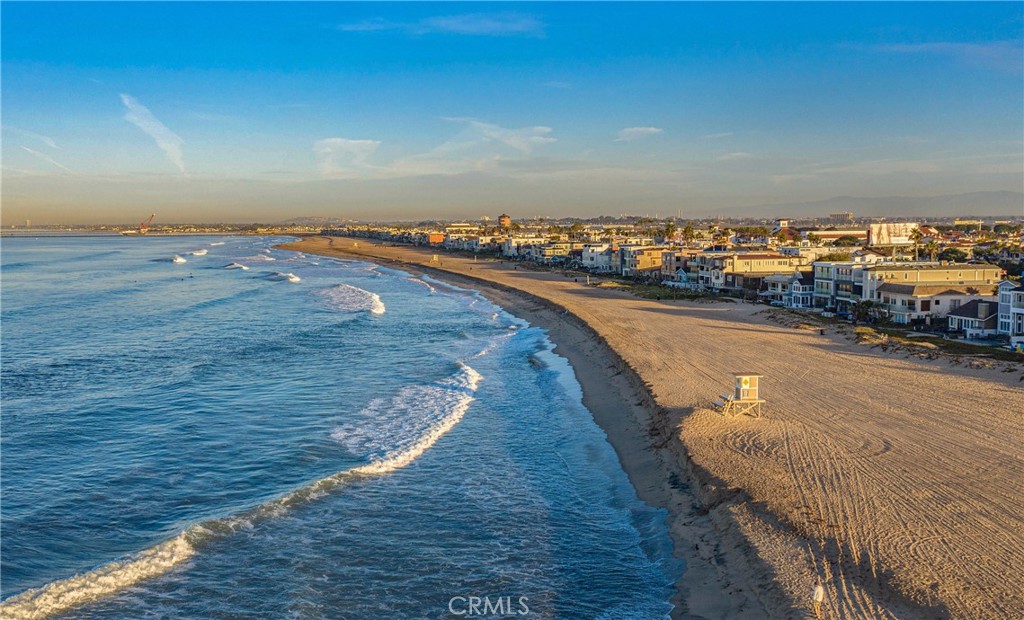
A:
[1, 236, 681, 619]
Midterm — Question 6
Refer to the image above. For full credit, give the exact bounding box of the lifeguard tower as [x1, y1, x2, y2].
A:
[715, 373, 765, 417]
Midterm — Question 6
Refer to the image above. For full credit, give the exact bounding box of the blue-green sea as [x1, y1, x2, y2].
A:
[1, 236, 680, 618]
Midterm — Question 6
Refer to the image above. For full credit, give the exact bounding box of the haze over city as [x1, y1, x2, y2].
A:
[2, 2, 1021, 224]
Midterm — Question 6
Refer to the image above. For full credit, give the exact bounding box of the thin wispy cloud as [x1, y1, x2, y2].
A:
[702, 132, 734, 140]
[4, 126, 62, 150]
[867, 40, 1023, 73]
[313, 138, 382, 176]
[615, 127, 662, 142]
[120, 94, 185, 173]
[440, 117, 556, 154]
[337, 13, 544, 37]
[21, 146, 74, 173]
[717, 152, 752, 162]
[314, 119, 556, 179]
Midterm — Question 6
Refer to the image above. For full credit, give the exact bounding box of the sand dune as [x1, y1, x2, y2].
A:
[284, 236, 1024, 619]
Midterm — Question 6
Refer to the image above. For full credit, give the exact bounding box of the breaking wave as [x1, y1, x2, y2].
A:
[315, 283, 385, 315]
[407, 277, 436, 294]
[224, 263, 249, 271]
[0, 363, 482, 620]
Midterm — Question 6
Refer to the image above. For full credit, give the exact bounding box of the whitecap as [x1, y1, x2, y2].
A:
[315, 283, 385, 315]
[0, 362, 483, 619]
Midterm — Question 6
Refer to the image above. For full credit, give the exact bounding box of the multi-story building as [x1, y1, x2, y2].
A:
[581, 244, 615, 272]
[693, 251, 808, 293]
[947, 300, 999, 338]
[862, 263, 1003, 303]
[811, 251, 889, 311]
[1009, 285, 1024, 347]
[661, 249, 698, 280]
[998, 280, 1016, 336]
[876, 283, 998, 325]
[621, 246, 669, 277]
[863, 263, 1004, 325]
[500, 236, 548, 258]
[762, 271, 815, 308]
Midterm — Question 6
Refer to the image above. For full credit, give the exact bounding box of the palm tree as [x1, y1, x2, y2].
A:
[923, 240, 940, 261]
[662, 221, 677, 243]
[909, 227, 924, 261]
[682, 223, 695, 247]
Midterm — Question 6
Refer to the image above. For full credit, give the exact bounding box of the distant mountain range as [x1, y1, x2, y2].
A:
[278, 191, 1022, 224]
[722, 191, 1023, 219]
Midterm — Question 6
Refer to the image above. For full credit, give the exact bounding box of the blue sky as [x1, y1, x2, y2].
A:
[2, 2, 1021, 223]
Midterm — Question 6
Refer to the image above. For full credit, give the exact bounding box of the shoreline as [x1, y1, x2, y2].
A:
[281, 236, 1024, 620]
[280, 237, 767, 618]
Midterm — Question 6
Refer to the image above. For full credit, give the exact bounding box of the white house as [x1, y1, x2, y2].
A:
[1007, 284, 1024, 347]
[997, 280, 1016, 337]
[582, 244, 615, 272]
[876, 282, 997, 325]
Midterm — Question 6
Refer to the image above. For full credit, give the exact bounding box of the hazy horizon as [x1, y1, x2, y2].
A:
[2, 2, 1022, 224]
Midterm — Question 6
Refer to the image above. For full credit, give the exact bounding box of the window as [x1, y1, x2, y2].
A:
[951, 299, 960, 310]
[921, 300, 931, 311]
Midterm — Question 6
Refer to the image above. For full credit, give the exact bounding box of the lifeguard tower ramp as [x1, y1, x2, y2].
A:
[715, 373, 765, 417]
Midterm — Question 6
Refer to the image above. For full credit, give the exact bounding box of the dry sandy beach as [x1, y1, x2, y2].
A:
[282, 236, 1024, 619]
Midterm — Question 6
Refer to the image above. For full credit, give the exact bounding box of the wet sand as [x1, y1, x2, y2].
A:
[282, 236, 1024, 619]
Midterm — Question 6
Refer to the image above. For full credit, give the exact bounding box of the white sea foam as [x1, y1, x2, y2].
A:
[1, 363, 483, 619]
[224, 263, 249, 271]
[0, 533, 196, 620]
[209, 242, 225, 246]
[269, 272, 301, 283]
[407, 277, 436, 294]
[171, 255, 187, 264]
[189, 249, 208, 256]
[331, 363, 481, 463]
[315, 283, 385, 315]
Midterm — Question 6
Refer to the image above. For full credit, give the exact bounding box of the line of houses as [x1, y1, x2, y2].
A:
[327, 221, 1024, 347]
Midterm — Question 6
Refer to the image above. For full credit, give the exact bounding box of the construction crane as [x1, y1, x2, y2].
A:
[139, 213, 155, 234]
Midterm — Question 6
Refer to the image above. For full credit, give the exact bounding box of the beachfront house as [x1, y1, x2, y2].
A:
[998, 280, 1016, 337]
[947, 300, 999, 338]
[621, 246, 669, 278]
[1006, 283, 1024, 347]
[863, 263, 1002, 303]
[661, 249, 699, 281]
[501, 236, 548, 258]
[874, 282, 999, 325]
[762, 271, 815, 308]
[581, 244, 615, 272]
[694, 251, 809, 294]
[811, 251, 889, 312]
